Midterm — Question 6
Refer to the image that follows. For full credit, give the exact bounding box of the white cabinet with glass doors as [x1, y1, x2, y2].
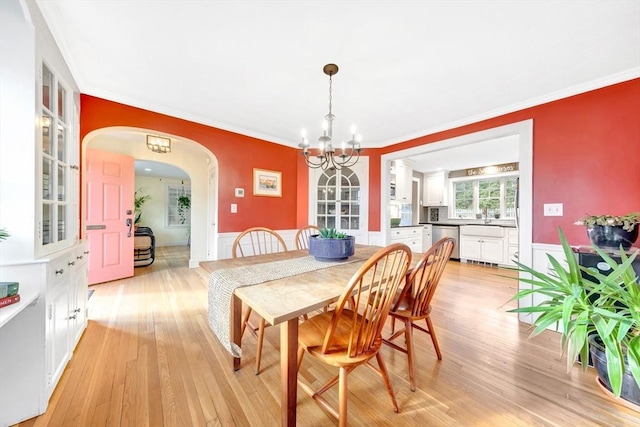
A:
[39, 63, 79, 256]
[309, 159, 369, 243]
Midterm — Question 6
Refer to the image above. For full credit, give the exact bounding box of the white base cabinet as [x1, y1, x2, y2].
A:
[459, 225, 506, 264]
[0, 241, 88, 426]
[390, 226, 423, 253]
[460, 237, 504, 264]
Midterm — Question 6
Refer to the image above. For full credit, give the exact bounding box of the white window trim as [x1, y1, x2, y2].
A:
[449, 171, 519, 219]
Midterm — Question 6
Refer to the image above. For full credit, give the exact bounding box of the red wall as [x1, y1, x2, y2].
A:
[374, 78, 640, 244]
[81, 79, 640, 244]
[80, 95, 298, 233]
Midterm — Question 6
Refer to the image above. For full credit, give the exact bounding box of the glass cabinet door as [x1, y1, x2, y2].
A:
[316, 167, 361, 231]
[40, 63, 75, 253]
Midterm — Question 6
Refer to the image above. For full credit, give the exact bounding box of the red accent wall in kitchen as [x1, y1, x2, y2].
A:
[80, 95, 298, 233]
[375, 78, 640, 245]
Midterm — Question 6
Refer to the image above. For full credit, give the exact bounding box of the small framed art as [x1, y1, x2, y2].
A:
[253, 168, 282, 197]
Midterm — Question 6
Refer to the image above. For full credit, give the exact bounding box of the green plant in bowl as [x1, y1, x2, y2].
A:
[390, 218, 401, 227]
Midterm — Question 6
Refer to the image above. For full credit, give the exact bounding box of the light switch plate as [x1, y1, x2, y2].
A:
[543, 203, 563, 216]
[231, 203, 237, 213]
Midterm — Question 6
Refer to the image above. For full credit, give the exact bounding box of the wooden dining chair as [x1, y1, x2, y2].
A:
[294, 224, 320, 250]
[296, 243, 412, 427]
[232, 227, 287, 374]
[382, 236, 455, 391]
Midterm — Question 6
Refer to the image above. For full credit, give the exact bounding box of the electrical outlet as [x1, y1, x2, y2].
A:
[231, 203, 237, 213]
[543, 203, 563, 216]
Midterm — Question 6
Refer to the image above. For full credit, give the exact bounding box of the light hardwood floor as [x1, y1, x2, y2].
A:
[16, 246, 638, 426]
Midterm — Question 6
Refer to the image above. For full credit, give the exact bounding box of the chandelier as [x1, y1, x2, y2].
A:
[298, 64, 362, 170]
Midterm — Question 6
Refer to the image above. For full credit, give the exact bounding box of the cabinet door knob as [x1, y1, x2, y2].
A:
[68, 314, 77, 320]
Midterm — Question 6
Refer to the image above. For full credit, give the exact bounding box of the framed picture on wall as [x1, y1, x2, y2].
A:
[253, 168, 282, 197]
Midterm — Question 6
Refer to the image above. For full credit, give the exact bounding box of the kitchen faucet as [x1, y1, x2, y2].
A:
[483, 206, 491, 224]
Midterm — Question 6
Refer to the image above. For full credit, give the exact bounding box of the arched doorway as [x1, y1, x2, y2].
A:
[82, 127, 218, 270]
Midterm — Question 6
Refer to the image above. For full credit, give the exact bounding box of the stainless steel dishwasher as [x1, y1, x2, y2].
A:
[432, 225, 459, 259]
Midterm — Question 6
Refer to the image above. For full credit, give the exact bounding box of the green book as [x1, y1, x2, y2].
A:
[0, 282, 19, 299]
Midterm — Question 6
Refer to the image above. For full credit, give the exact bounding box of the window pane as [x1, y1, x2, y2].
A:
[453, 181, 474, 218]
[478, 179, 501, 215]
[166, 184, 191, 226]
[505, 178, 517, 218]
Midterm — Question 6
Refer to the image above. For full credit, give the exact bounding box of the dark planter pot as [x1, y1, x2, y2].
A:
[308, 235, 355, 261]
[588, 334, 640, 406]
[587, 225, 639, 250]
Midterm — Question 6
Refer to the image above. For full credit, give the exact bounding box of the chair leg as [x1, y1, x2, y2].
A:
[338, 367, 348, 427]
[405, 320, 416, 392]
[425, 316, 442, 360]
[255, 317, 266, 375]
[390, 316, 396, 334]
[375, 352, 399, 413]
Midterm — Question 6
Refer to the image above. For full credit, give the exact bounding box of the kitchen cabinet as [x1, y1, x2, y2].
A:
[424, 171, 448, 206]
[503, 228, 519, 267]
[459, 225, 505, 264]
[390, 226, 423, 253]
[393, 160, 413, 203]
[422, 224, 433, 252]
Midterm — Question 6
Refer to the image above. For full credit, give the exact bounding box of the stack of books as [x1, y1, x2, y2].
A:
[0, 282, 20, 308]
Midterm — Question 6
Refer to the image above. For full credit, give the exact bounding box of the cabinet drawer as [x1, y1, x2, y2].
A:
[389, 227, 422, 238]
[507, 228, 519, 245]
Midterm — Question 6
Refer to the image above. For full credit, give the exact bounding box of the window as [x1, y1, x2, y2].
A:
[452, 176, 518, 219]
[478, 179, 501, 215]
[166, 185, 191, 227]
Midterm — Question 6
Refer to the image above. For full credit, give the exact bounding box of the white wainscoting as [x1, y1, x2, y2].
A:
[523, 243, 571, 328]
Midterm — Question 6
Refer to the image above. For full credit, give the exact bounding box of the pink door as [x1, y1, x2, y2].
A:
[86, 149, 135, 285]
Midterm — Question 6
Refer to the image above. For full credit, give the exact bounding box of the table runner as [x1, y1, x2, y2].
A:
[207, 255, 361, 357]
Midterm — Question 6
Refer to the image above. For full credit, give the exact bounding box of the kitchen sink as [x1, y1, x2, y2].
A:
[459, 225, 505, 237]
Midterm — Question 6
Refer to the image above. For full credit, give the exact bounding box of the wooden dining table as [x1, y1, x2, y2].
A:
[201, 245, 383, 427]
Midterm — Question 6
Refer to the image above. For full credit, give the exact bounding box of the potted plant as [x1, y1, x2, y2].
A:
[574, 212, 640, 249]
[308, 227, 355, 261]
[509, 228, 640, 406]
[134, 190, 151, 227]
[177, 195, 191, 224]
[0, 228, 9, 242]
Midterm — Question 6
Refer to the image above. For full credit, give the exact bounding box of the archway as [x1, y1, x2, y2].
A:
[81, 127, 219, 267]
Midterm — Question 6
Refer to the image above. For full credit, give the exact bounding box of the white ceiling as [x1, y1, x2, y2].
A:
[36, 0, 639, 171]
